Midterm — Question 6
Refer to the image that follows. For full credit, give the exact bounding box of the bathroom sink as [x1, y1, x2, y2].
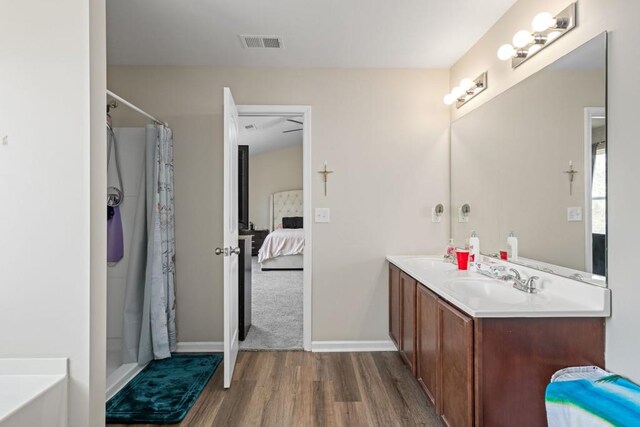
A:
[444, 279, 528, 304]
[402, 257, 456, 271]
[388, 254, 611, 317]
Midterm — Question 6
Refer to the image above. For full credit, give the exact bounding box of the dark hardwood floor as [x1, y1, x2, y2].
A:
[107, 351, 442, 427]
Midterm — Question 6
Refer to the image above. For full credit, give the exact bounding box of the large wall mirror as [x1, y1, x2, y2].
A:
[451, 32, 607, 286]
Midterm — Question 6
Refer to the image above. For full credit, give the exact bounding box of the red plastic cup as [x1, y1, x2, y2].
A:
[456, 249, 470, 270]
[500, 250, 508, 260]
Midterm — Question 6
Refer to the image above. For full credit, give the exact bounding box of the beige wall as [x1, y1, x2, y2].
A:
[108, 66, 451, 343]
[248, 144, 303, 230]
[1, 0, 106, 425]
[449, 0, 640, 382]
[451, 70, 604, 271]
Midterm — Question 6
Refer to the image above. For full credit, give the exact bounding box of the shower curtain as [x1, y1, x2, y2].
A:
[122, 124, 177, 364]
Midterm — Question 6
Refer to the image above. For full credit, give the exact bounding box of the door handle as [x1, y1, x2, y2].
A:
[215, 247, 240, 256]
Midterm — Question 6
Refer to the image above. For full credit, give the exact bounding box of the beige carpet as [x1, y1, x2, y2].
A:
[239, 258, 303, 350]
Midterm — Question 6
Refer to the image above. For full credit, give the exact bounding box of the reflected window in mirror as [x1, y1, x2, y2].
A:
[591, 120, 606, 276]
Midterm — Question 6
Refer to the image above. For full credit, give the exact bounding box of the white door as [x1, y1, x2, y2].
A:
[218, 87, 240, 388]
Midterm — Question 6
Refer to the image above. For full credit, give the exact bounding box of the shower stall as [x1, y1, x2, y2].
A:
[105, 92, 176, 399]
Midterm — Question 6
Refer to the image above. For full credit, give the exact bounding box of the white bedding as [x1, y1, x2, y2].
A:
[258, 228, 305, 263]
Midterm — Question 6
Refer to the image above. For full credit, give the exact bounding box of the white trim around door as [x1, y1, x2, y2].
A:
[237, 104, 313, 351]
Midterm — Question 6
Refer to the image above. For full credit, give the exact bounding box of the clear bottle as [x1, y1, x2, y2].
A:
[507, 231, 518, 261]
[469, 231, 480, 265]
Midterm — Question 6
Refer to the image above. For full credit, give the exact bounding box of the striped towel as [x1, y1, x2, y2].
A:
[546, 366, 640, 426]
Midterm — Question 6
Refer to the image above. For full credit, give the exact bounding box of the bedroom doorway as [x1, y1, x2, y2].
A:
[235, 105, 312, 351]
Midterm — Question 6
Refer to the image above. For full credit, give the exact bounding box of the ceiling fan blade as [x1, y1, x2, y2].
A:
[283, 129, 303, 133]
[286, 119, 303, 125]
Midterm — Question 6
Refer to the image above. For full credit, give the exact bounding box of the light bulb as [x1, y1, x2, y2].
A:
[459, 78, 475, 91]
[497, 44, 515, 60]
[528, 44, 542, 56]
[443, 94, 456, 105]
[547, 31, 562, 42]
[451, 86, 464, 98]
[532, 12, 555, 32]
[513, 30, 533, 48]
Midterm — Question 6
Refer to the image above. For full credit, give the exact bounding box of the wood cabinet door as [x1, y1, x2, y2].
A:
[388, 264, 401, 349]
[416, 285, 439, 407]
[438, 300, 473, 427]
[400, 271, 417, 374]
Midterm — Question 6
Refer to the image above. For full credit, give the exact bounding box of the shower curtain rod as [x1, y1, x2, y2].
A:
[106, 90, 168, 126]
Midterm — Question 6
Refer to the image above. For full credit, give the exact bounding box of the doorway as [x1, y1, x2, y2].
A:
[236, 105, 312, 352]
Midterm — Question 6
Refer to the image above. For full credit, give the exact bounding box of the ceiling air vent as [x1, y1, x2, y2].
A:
[239, 35, 284, 49]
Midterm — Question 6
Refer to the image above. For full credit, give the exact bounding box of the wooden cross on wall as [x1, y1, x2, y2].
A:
[318, 161, 334, 196]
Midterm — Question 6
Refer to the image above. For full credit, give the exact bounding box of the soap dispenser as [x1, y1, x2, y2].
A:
[446, 238, 456, 258]
[507, 231, 518, 261]
[469, 231, 480, 265]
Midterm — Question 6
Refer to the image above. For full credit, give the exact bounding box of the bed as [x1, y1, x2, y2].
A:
[258, 190, 304, 270]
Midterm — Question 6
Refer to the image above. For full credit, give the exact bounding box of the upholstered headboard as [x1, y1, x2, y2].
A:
[269, 190, 303, 231]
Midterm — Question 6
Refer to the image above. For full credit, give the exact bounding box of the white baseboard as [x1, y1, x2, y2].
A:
[175, 341, 224, 353]
[311, 340, 397, 352]
[175, 340, 395, 353]
[106, 362, 145, 401]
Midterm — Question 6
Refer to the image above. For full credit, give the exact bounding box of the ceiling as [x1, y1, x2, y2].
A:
[107, 0, 517, 68]
[239, 116, 303, 155]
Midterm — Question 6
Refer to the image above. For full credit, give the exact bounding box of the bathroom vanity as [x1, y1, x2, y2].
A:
[388, 256, 610, 427]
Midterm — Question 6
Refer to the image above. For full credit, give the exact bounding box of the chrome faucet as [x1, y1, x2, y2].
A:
[513, 275, 540, 294]
[475, 263, 505, 279]
[508, 268, 521, 281]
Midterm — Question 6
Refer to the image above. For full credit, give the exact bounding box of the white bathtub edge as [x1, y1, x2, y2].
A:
[0, 358, 68, 376]
[0, 375, 67, 424]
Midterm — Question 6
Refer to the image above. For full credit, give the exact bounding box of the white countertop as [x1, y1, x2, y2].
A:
[387, 255, 611, 318]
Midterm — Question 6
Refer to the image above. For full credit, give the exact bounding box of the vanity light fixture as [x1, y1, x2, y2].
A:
[443, 72, 488, 108]
[496, 2, 576, 68]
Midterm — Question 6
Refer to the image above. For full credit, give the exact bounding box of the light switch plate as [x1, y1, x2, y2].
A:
[567, 206, 583, 222]
[315, 208, 330, 223]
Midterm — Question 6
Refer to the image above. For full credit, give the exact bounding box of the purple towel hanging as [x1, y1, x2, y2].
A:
[107, 205, 124, 263]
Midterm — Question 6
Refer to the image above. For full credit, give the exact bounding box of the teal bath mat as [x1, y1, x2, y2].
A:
[106, 354, 222, 424]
